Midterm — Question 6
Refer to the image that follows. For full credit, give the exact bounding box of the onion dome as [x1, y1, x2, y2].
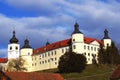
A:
[46, 41, 50, 46]
[72, 22, 83, 34]
[103, 29, 110, 39]
[21, 38, 32, 49]
[10, 30, 19, 43]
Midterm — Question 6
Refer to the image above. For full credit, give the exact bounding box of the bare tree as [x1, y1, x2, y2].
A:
[7, 58, 27, 72]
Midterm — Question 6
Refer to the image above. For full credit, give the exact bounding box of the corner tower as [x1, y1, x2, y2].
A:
[71, 22, 84, 54]
[8, 30, 20, 59]
[103, 29, 112, 48]
[20, 38, 33, 56]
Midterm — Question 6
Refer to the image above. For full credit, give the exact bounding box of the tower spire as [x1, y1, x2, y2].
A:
[103, 29, 110, 39]
[21, 38, 32, 49]
[10, 30, 19, 43]
[72, 22, 83, 34]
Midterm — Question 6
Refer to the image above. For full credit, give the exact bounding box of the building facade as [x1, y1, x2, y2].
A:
[6, 22, 112, 72]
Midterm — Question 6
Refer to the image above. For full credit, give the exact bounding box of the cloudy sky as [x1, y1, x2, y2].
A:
[0, 0, 120, 57]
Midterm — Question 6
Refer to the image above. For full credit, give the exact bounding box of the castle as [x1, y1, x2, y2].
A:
[1, 22, 112, 72]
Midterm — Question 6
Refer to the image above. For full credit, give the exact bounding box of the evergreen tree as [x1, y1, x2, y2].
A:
[98, 44, 107, 64]
[98, 41, 120, 65]
[58, 52, 86, 73]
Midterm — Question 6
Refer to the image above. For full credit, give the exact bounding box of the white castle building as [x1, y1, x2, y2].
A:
[6, 22, 112, 72]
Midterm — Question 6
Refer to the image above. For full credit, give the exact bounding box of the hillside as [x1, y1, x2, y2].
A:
[37, 64, 116, 80]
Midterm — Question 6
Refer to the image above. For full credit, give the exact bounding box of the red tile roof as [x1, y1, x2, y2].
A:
[0, 58, 8, 63]
[84, 37, 104, 45]
[33, 37, 103, 55]
[33, 39, 71, 55]
[2, 72, 64, 80]
[110, 65, 120, 80]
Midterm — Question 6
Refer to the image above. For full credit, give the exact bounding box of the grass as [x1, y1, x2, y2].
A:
[37, 64, 116, 80]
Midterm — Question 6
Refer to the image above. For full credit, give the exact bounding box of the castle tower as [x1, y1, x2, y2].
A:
[71, 22, 84, 54]
[20, 38, 33, 56]
[20, 38, 33, 72]
[103, 29, 112, 48]
[8, 30, 20, 59]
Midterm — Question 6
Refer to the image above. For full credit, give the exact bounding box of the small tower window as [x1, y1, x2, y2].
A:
[73, 39, 75, 42]
[16, 46, 18, 50]
[28, 53, 30, 55]
[10, 47, 12, 50]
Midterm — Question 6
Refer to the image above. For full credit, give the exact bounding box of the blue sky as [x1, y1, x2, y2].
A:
[0, 0, 120, 57]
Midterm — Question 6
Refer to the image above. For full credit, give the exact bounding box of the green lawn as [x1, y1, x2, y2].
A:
[37, 64, 116, 80]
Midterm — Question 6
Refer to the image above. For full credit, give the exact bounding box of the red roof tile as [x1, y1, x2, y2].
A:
[0, 58, 8, 63]
[3, 72, 64, 80]
[33, 39, 71, 55]
[33, 37, 103, 55]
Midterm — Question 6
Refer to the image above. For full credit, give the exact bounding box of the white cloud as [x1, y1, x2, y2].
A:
[1, 0, 120, 50]
[0, 49, 7, 58]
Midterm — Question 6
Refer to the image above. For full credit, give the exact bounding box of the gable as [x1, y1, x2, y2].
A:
[90, 40, 100, 46]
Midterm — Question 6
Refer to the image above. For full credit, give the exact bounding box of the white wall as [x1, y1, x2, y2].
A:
[8, 43, 20, 59]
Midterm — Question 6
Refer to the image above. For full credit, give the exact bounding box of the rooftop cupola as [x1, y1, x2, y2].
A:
[72, 22, 83, 35]
[10, 30, 19, 43]
[21, 38, 32, 49]
[46, 41, 50, 46]
[103, 29, 110, 39]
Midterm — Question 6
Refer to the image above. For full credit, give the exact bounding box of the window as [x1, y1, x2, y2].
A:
[62, 49, 64, 53]
[45, 53, 46, 57]
[55, 51, 56, 55]
[94, 47, 96, 51]
[42, 54, 44, 58]
[84, 45, 86, 50]
[73, 39, 75, 41]
[88, 46, 89, 50]
[28, 52, 30, 55]
[55, 58, 57, 60]
[55, 62, 57, 65]
[91, 47, 93, 51]
[45, 60, 47, 63]
[10, 47, 12, 50]
[66, 48, 68, 52]
[73, 45, 76, 49]
[88, 53, 90, 56]
[84, 52, 86, 55]
[16, 46, 18, 50]
[51, 58, 54, 61]
[42, 61, 44, 64]
[51, 51, 53, 56]
[48, 52, 50, 56]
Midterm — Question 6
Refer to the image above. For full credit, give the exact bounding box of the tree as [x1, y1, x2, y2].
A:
[98, 41, 120, 65]
[58, 52, 86, 73]
[98, 44, 107, 64]
[7, 58, 27, 72]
